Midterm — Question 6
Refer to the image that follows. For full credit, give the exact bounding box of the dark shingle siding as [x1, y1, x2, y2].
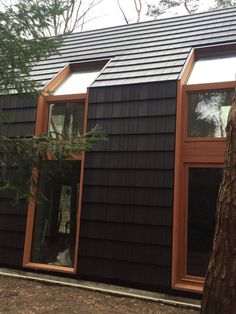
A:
[0, 94, 37, 137]
[81, 203, 172, 226]
[78, 82, 175, 289]
[0, 200, 27, 267]
[0, 95, 35, 267]
[85, 152, 174, 170]
[0, 248, 24, 266]
[83, 169, 174, 188]
[78, 256, 171, 288]
[27, 7, 236, 88]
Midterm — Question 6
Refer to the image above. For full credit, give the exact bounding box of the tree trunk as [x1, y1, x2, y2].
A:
[201, 94, 236, 313]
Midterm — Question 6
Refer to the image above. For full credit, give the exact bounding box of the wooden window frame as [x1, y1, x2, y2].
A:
[174, 162, 223, 292]
[23, 65, 89, 274]
[172, 47, 236, 293]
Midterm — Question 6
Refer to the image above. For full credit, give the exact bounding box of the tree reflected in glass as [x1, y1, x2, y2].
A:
[188, 90, 234, 137]
[48, 102, 85, 140]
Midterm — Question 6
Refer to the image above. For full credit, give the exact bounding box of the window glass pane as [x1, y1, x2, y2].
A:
[188, 89, 234, 137]
[187, 167, 223, 277]
[187, 55, 236, 84]
[53, 71, 100, 95]
[48, 102, 84, 139]
[31, 161, 81, 268]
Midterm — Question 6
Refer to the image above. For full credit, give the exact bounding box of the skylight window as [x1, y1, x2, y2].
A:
[53, 70, 100, 95]
[187, 55, 236, 84]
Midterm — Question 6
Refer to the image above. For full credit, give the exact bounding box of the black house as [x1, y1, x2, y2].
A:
[1, 7, 236, 295]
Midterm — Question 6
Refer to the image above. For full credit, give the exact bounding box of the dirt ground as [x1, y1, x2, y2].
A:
[0, 276, 200, 314]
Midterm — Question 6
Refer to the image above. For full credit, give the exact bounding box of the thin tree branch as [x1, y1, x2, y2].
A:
[70, 0, 103, 32]
[134, 0, 142, 22]
[116, 0, 129, 24]
[79, 14, 103, 31]
[65, 0, 77, 33]
[180, 0, 199, 14]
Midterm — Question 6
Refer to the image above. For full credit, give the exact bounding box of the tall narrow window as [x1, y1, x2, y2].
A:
[172, 49, 235, 293]
[23, 60, 108, 273]
[187, 167, 223, 277]
[31, 161, 81, 268]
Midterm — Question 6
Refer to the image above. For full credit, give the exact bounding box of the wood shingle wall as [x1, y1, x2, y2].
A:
[78, 81, 176, 290]
[0, 95, 36, 266]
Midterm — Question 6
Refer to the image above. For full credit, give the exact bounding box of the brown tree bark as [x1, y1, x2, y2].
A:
[201, 93, 236, 313]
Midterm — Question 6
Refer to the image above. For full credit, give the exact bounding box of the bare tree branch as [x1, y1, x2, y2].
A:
[71, 0, 99, 31]
[116, 0, 129, 24]
[180, 0, 199, 14]
[134, 0, 142, 22]
[116, 0, 144, 24]
[80, 14, 103, 31]
[70, 0, 103, 32]
[21, 0, 104, 36]
[182, 0, 191, 13]
[62, 0, 76, 33]
[69, 0, 82, 32]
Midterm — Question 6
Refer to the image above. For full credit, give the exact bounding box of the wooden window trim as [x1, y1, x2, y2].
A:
[194, 43, 236, 60]
[183, 81, 236, 92]
[173, 162, 223, 293]
[35, 93, 87, 136]
[23, 65, 89, 274]
[23, 152, 86, 274]
[172, 47, 235, 293]
[182, 81, 235, 143]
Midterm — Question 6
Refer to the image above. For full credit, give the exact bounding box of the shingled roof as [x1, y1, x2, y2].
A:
[30, 6, 236, 89]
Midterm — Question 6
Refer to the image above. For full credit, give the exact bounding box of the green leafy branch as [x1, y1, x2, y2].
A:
[0, 125, 107, 204]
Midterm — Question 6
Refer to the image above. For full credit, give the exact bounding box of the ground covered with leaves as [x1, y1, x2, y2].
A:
[0, 276, 199, 314]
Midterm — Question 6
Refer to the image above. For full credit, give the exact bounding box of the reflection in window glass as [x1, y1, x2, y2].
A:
[188, 90, 234, 137]
[31, 161, 81, 268]
[53, 71, 100, 95]
[187, 167, 222, 277]
[48, 102, 84, 139]
[187, 55, 236, 84]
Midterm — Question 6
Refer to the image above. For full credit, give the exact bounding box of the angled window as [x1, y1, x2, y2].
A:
[23, 60, 108, 273]
[187, 55, 236, 84]
[172, 47, 236, 293]
[53, 71, 100, 95]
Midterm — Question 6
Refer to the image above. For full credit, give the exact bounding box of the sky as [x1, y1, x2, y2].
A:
[84, 0, 217, 31]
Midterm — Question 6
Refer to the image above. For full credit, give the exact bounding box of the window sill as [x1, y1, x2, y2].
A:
[172, 276, 204, 293]
[23, 262, 76, 274]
